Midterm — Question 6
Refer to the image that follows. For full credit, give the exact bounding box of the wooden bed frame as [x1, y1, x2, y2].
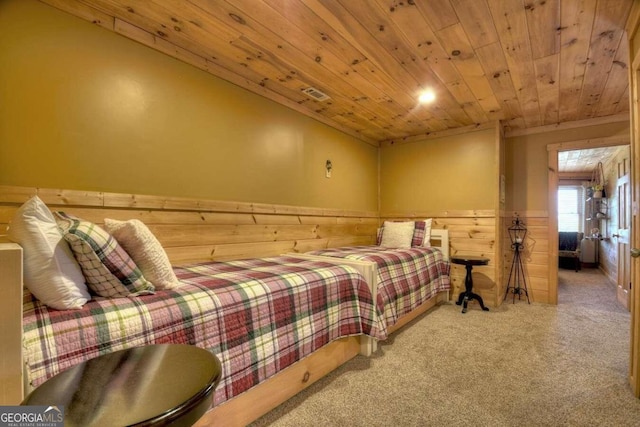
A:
[0, 185, 450, 426]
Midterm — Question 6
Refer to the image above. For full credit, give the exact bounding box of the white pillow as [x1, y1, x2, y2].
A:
[104, 219, 181, 290]
[380, 221, 415, 248]
[420, 218, 433, 247]
[6, 196, 90, 309]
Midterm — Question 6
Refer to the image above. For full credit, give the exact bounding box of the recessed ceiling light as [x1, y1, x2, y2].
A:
[418, 89, 436, 104]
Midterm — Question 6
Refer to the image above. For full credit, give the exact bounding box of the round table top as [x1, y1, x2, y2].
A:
[22, 344, 222, 427]
[451, 255, 490, 266]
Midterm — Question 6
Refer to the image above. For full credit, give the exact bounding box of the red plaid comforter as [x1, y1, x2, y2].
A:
[22, 256, 385, 405]
[307, 246, 451, 328]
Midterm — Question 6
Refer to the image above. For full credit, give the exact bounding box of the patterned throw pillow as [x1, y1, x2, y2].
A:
[54, 212, 154, 297]
[411, 221, 426, 247]
[379, 221, 414, 248]
[377, 220, 430, 248]
[104, 218, 181, 290]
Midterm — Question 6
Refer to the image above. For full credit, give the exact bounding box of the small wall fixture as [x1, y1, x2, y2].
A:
[325, 160, 332, 178]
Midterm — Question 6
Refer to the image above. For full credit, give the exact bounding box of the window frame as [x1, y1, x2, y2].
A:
[557, 185, 584, 233]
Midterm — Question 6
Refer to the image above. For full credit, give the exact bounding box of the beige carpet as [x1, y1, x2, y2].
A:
[251, 267, 640, 426]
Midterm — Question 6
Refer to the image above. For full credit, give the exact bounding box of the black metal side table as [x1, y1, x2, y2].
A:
[22, 344, 222, 426]
[451, 255, 490, 314]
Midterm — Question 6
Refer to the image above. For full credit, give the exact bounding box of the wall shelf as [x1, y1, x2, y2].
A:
[586, 196, 608, 238]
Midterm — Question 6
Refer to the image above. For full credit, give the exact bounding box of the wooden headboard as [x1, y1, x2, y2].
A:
[430, 229, 449, 261]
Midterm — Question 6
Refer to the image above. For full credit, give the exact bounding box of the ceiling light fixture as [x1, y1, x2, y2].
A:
[418, 89, 436, 104]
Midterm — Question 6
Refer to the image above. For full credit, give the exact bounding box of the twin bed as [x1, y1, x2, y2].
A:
[0, 186, 450, 426]
[22, 256, 386, 406]
[296, 229, 450, 338]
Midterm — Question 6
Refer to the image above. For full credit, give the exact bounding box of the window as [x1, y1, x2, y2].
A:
[558, 186, 583, 232]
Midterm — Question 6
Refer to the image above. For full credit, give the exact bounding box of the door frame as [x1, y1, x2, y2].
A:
[547, 135, 630, 305]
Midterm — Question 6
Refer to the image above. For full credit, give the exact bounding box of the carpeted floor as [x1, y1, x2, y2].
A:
[250, 267, 640, 426]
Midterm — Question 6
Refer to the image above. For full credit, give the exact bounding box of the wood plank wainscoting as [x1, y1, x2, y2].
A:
[502, 211, 550, 304]
[0, 185, 378, 264]
[0, 185, 553, 308]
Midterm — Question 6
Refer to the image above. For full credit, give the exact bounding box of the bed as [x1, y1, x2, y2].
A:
[21, 255, 385, 406]
[0, 185, 385, 426]
[293, 229, 451, 340]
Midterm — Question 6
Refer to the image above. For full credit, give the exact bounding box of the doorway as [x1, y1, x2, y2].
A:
[548, 137, 634, 395]
[555, 145, 631, 308]
[549, 139, 630, 305]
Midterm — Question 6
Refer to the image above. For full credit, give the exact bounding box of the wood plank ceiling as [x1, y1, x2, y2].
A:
[558, 146, 625, 173]
[41, 0, 633, 145]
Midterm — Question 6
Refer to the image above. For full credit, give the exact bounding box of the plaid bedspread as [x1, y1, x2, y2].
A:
[22, 256, 385, 405]
[307, 246, 451, 328]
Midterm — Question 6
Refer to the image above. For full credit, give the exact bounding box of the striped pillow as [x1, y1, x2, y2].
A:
[376, 227, 383, 245]
[54, 212, 154, 298]
[411, 221, 426, 247]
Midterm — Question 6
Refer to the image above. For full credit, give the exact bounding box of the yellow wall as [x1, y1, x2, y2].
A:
[0, 0, 378, 211]
[379, 128, 497, 213]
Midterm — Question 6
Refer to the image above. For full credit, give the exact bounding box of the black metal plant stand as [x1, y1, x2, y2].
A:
[504, 218, 530, 304]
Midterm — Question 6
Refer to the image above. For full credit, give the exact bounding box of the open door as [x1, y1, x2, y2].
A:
[630, 62, 640, 397]
[628, 3, 640, 396]
[616, 156, 631, 311]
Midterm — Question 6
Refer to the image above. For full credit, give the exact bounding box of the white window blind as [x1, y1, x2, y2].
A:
[558, 186, 583, 232]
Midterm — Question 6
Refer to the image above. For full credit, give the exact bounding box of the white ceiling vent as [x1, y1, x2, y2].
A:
[302, 87, 331, 101]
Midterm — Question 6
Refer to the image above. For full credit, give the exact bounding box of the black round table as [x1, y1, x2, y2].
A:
[451, 255, 490, 314]
[22, 344, 222, 427]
